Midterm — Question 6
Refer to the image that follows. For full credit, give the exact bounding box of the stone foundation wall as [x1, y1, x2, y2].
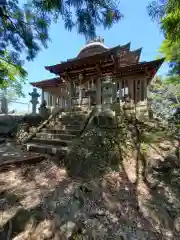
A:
[110, 102, 148, 120]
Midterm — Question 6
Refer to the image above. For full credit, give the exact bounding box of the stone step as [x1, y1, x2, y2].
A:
[40, 128, 80, 135]
[48, 119, 82, 126]
[59, 110, 89, 116]
[26, 143, 69, 155]
[45, 124, 82, 131]
[60, 107, 88, 113]
[36, 132, 76, 141]
[58, 114, 87, 121]
[29, 137, 71, 146]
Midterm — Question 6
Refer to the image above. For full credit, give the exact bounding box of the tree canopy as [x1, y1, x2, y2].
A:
[0, 0, 122, 96]
[147, 0, 180, 42]
[147, 0, 180, 76]
[148, 75, 180, 121]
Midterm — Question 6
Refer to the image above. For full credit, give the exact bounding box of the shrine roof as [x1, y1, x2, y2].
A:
[67, 58, 165, 82]
[30, 77, 61, 89]
[115, 58, 164, 73]
[44, 42, 141, 75]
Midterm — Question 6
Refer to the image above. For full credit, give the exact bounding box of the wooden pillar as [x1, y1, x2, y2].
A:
[134, 79, 138, 104]
[79, 85, 82, 106]
[128, 79, 134, 101]
[41, 89, 44, 103]
[88, 81, 91, 108]
[68, 82, 72, 107]
[47, 92, 50, 106]
[144, 78, 147, 101]
[60, 88, 63, 108]
[96, 77, 101, 105]
[119, 79, 122, 103]
[131, 80, 134, 102]
[52, 94, 56, 107]
[112, 79, 117, 103]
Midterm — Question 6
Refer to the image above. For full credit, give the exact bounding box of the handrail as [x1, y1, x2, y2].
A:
[21, 107, 64, 144]
[79, 106, 99, 137]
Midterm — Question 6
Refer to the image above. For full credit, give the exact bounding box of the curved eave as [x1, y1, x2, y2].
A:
[30, 78, 61, 89]
[132, 48, 142, 62]
[45, 44, 131, 75]
[120, 42, 131, 51]
[116, 58, 165, 73]
[121, 48, 142, 64]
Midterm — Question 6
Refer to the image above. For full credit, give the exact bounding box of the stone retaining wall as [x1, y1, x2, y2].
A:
[0, 114, 43, 140]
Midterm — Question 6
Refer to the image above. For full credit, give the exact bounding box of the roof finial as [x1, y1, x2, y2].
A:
[87, 36, 104, 44]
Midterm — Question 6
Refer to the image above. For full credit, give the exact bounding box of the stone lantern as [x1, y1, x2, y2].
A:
[29, 88, 40, 115]
[101, 76, 113, 105]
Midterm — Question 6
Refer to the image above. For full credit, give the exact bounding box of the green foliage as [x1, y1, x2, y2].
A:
[147, 0, 180, 76]
[0, 51, 27, 97]
[0, 0, 50, 95]
[0, 0, 122, 95]
[148, 76, 180, 120]
[31, 0, 122, 40]
[158, 39, 180, 75]
[147, 0, 180, 41]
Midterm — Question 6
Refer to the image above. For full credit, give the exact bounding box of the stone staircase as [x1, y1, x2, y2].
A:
[25, 107, 90, 155]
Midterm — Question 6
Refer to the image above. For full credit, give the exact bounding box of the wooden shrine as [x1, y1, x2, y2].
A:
[31, 37, 164, 110]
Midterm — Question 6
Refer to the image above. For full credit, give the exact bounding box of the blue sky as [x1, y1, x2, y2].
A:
[11, 0, 168, 112]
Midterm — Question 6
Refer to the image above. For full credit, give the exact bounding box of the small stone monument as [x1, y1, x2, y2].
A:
[29, 88, 40, 115]
[1, 95, 8, 114]
[39, 100, 49, 119]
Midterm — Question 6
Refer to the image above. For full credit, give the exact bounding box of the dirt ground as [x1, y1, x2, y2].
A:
[0, 124, 179, 240]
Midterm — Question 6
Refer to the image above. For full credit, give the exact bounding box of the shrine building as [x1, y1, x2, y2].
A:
[31, 38, 164, 110]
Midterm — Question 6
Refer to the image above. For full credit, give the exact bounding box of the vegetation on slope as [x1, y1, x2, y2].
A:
[0, 114, 179, 239]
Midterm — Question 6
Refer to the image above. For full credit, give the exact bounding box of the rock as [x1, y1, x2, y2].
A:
[159, 142, 171, 151]
[174, 216, 180, 232]
[147, 154, 164, 170]
[0, 138, 5, 144]
[164, 154, 179, 168]
[60, 221, 78, 238]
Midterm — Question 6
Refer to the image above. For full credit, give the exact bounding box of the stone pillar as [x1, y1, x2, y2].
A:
[96, 77, 101, 105]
